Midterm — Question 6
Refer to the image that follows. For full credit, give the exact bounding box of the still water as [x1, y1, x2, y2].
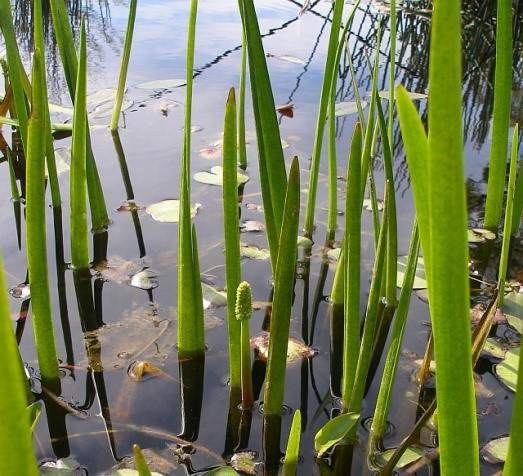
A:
[1, 0, 523, 474]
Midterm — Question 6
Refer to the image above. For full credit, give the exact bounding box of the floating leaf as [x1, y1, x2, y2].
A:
[397, 256, 427, 289]
[468, 228, 497, 243]
[240, 244, 271, 260]
[376, 447, 425, 470]
[502, 291, 523, 334]
[90, 98, 133, 119]
[246, 203, 263, 212]
[94, 256, 144, 285]
[314, 413, 359, 456]
[87, 88, 116, 107]
[482, 338, 507, 360]
[240, 220, 265, 232]
[108, 470, 164, 476]
[202, 283, 227, 310]
[379, 90, 427, 101]
[130, 268, 159, 290]
[8, 282, 30, 299]
[362, 198, 384, 212]
[127, 361, 162, 381]
[494, 346, 519, 392]
[194, 166, 249, 187]
[48, 103, 74, 116]
[266, 53, 306, 65]
[40, 457, 85, 475]
[334, 101, 368, 117]
[251, 333, 316, 364]
[145, 199, 201, 223]
[136, 79, 187, 89]
[481, 436, 509, 464]
[230, 451, 258, 475]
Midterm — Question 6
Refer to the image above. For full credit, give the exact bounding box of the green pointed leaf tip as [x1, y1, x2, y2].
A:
[314, 412, 359, 456]
[132, 444, 153, 476]
[235, 281, 252, 321]
[282, 410, 302, 476]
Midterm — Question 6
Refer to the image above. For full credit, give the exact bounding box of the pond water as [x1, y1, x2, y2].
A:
[1, 0, 523, 474]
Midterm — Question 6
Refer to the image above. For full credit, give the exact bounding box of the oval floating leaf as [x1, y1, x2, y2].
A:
[468, 228, 497, 243]
[251, 333, 316, 364]
[502, 291, 523, 334]
[194, 166, 249, 187]
[240, 244, 270, 260]
[481, 436, 509, 464]
[240, 220, 265, 232]
[334, 101, 368, 117]
[136, 79, 187, 89]
[314, 413, 359, 456]
[130, 268, 159, 290]
[145, 200, 201, 223]
[201, 283, 228, 310]
[397, 256, 427, 289]
[376, 446, 425, 470]
[230, 451, 258, 475]
[202, 468, 241, 476]
[494, 346, 519, 392]
[266, 53, 306, 65]
[379, 90, 427, 101]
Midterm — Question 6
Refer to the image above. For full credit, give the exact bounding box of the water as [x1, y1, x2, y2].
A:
[1, 0, 523, 474]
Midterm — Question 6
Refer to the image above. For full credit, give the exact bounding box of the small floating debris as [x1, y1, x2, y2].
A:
[362, 198, 384, 212]
[153, 99, 182, 116]
[9, 282, 30, 300]
[251, 332, 317, 364]
[145, 199, 201, 223]
[245, 203, 263, 212]
[276, 103, 294, 118]
[266, 53, 306, 65]
[198, 145, 222, 160]
[128, 360, 162, 381]
[130, 268, 159, 290]
[116, 201, 144, 213]
[230, 451, 258, 475]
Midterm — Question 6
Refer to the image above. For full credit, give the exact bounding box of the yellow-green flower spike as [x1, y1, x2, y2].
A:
[235, 281, 252, 322]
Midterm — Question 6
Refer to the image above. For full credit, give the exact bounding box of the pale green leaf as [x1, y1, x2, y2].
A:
[314, 413, 359, 456]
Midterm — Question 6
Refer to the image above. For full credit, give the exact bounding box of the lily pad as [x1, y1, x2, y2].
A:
[202, 283, 228, 310]
[468, 228, 497, 243]
[103, 446, 175, 475]
[376, 446, 425, 470]
[130, 268, 159, 290]
[94, 256, 144, 285]
[136, 79, 187, 89]
[481, 436, 509, 464]
[334, 101, 368, 117]
[198, 146, 222, 160]
[297, 235, 313, 248]
[494, 346, 519, 392]
[145, 199, 201, 223]
[87, 88, 116, 107]
[90, 98, 133, 119]
[482, 338, 507, 360]
[397, 256, 427, 289]
[40, 457, 85, 475]
[202, 468, 241, 476]
[48, 103, 74, 116]
[251, 332, 316, 364]
[240, 244, 271, 260]
[379, 90, 427, 101]
[194, 166, 249, 187]
[240, 220, 265, 232]
[502, 291, 523, 334]
[362, 198, 384, 212]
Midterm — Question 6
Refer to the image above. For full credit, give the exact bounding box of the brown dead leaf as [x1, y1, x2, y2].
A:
[276, 102, 294, 118]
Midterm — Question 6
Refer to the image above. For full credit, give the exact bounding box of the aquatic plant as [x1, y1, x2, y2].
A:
[177, 0, 205, 358]
[0, 252, 38, 475]
[282, 410, 301, 476]
[235, 281, 253, 409]
[263, 157, 300, 415]
[223, 88, 242, 389]
[111, 0, 138, 131]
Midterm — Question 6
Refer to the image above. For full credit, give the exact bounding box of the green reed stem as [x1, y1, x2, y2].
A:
[425, 0, 479, 470]
[341, 124, 362, 409]
[132, 444, 152, 476]
[304, 0, 344, 235]
[178, 0, 205, 358]
[70, 21, 89, 270]
[498, 124, 520, 306]
[347, 184, 389, 413]
[510, 127, 523, 236]
[6, 149, 20, 202]
[370, 224, 419, 443]
[223, 88, 242, 388]
[327, 80, 337, 234]
[0, 252, 38, 476]
[330, 246, 345, 306]
[483, 0, 513, 230]
[388, 0, 396, 147]
[263, 158, 300, 415]
[26, 49, 60, 389]
[238, 30, 248, 169]
[238, 0, 287, 270]
[110, 0, 137, 131]
[282, 410, 302, 476]
[236, 281, 253, 409]
[0, 0, 29, 147]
